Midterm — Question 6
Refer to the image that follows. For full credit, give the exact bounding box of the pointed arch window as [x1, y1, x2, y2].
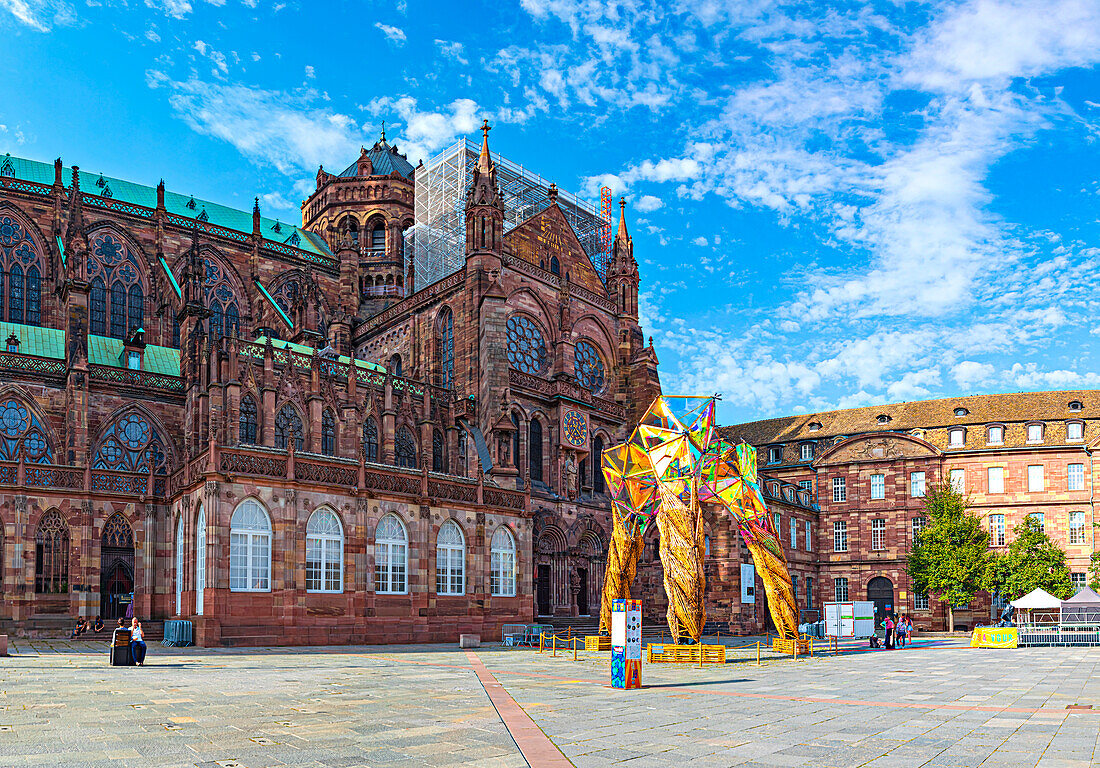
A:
[549, 255, 560, 276]
[306, 508, 344, 592]
[89, 232, 146, 340]
[432, 428, 446, 473]
[170, 311, 180, 348]
[229, 499, 271, 591]
[92, 410, 169, 474]
[395, 427, 417, 468]
[90, 277, 107, 335]
[490, 527, 516, 597]
[528, 419, 543, 483]
[436, 520, 465, 595]
[239, 395, 258, 444]
[321, 409, 336, 456]
[389, 353, 402, 377]
[375, 513, 407, 593]
[274, 404, 304, 451]
[574, 340, 606, 394]
[0, 397, 54, 463]
[363, 417, 379, 462]
[437, 308, 454, 390]
[511, 413, 520, 471]
[592, 436, 605, 493]
[0, 213, 44, 326]
[201, 257, 242, 339]
[35, 509, 69, 593]
[174, 516, 184, 615]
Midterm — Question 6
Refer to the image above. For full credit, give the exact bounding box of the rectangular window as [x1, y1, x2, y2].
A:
[1069, 511, 1086, 545]
[1029, 512, 1044, 533]
[1027, 424, 1043, 443]
[790, 518, 797, 549]
[805, 523, 812, 551]
[805, 576, 813, 609]
[988, 425, 1004, 445]
[949, 429, 964, 447]
[910, 471, 926, 498]
[1068, 463, 1085, 491]
[1071, 572, 1086, 594]
[990, 514, 1005, 547]
[1068, 422, 1084, 441]
[833, 520, 848, 552]
[490, 549, 516, 597]
[950, 469, 965, 493]
[773, 512, 781, 535]
[127, 350, 141, 370]
[987, 466, 1004, 494]
[834, 577, 849, 602]
[800, 443, 814, 461]
[870, 473, 885, 500]
[911, 516, 926, 544]
[769, 446, 782, 464]
[914, 591, 929, 610]
[1027, 464, 1044, 492]
[871, 518, 886, 550]
[792, 575, 799, 604]
[798, 479, 813, 493]
[832, 476, 846, 503]
[375, 541, 407, 594]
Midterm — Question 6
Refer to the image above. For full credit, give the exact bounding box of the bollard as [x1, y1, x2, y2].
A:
[539, 632, 544, 653]
[810, 636, 814, 657]
[756, 641, 761, 666]
[794, 637, 798, 661]
[573, 638, 578, 662]
[698, 644, 703, 669]
[552, 634, 557, 657]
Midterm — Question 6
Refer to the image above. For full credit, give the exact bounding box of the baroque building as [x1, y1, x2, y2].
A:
[0, 123, 662, 645]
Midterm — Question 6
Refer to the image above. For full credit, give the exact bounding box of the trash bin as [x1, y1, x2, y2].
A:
[110, 628, 134, 666]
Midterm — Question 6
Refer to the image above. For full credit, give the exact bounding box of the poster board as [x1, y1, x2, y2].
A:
[611, 598, 641, 689]
[740, 563, 755, 604]
[824, 601, 875, 638]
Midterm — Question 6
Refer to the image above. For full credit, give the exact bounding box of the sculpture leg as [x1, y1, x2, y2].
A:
[743, 537, 799, 640]
[655, 490, 706, 643]
[599, 514, 643, 636]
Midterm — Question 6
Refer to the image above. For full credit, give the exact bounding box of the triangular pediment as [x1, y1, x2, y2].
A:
[505, 204, 606, 295]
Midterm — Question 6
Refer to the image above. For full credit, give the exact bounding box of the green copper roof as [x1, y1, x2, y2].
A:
[0, 321, 65, 359]
[254, 279, 293, 328]
[88, 335, 180, 376]
[1, 152, 333, 259]
[339, 138, 416, 180]
[255, 336, 387, 373]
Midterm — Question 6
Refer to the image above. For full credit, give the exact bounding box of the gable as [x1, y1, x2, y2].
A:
[505, 204, 606, 295]
[815, 433, 939, 466]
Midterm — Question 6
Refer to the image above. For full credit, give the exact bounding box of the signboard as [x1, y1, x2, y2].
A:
[970, 627, 1018, 648]
[824, 602, 876, 639]
[611, 598, 641, 689]
[740, 563, 755, 604]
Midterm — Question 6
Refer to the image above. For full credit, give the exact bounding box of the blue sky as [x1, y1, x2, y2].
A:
[4, 0, 1100, 424]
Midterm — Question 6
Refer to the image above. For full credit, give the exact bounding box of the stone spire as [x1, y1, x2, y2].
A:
[477, 119, 492, 176]
[465, 120, 504, 255]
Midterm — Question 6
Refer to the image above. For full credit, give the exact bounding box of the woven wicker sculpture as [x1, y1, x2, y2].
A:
[600, 395, 799, 642]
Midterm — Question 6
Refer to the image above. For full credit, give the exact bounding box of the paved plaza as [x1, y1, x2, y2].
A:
[1, 636, 1098, 767]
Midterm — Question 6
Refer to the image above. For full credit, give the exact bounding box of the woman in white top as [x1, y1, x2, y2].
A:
[129, 618, 147, 666]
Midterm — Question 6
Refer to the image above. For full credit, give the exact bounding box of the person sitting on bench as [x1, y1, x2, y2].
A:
[129, 618, 147, 666]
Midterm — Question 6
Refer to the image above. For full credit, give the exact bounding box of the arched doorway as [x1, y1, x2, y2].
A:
[577, 530, 606, 618]
[535, 526, 567, 616]
[100, 514, 135, 619]
[867, 576, 894, 626]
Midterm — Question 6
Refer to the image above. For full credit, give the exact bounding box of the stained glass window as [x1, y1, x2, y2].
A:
[274, 405, 304, 451]
[321, 410, 336, 456]
[92, 411, 169, 474]
[528, 419, 543, 483]
[102, 513, 134, 548]
[573, 340, 605, 393]
[90, 278, 107, 335]
[89, 232, 145, 340]
[35, 509, 69, 593]
[239, 395, 258, 444]
[395, 427, 417, 468]
[200, 257, 242, 339]
[437, 308, 454, 389]
[592, 436, 605, 493]
[0, 397, 53, 464]
[432, 428, 445, 473]
[363, 417, 378, 462]
[0, 214, 44, 326]
[506, 315, 547, 374]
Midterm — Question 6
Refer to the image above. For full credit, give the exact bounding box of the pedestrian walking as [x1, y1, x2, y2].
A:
[129, 618, 147, 666]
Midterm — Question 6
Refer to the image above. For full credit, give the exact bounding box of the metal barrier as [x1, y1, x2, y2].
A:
[1017, 626, 1100, 647]
[162, 620, 194, 647]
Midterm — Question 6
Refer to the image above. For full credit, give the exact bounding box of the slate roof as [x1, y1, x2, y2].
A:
[1, 153, 332, 258]
[88, 335, 180, 376]
[338, 139, 415, 180]
[0, 321, 65, 359]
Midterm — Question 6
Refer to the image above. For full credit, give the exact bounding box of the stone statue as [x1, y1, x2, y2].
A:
[563, 452, 578, 500]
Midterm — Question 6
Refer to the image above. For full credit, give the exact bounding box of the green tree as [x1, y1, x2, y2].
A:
[907, 481, 991, 632]
[983, 516, 1073, 600]
[1086, 550, 1100, 592]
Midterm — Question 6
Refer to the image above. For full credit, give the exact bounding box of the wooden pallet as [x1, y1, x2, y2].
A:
[646, 643, 726, 664]
[584, 635, 612, 651]
[771, 636, 811, 655]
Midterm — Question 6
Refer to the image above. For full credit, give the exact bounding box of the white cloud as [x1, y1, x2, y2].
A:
[304, 65, 315, 79]
[145, 28, 160, 43]
[953, 360, 996, 389]
[372, 96, 482, 165]
[692, 236, 707, 247]
[635, 194, 663, 212]
[0, 0, 75, 31]
[260, 191, 294, 212]
[435, 39, 467, 65]
[375, 22, 406, 44]
[145, 0, 192, 20]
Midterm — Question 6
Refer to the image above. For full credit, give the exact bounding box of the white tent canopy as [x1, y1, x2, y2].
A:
[1010, 588, 1063, 610]
[1060, 586, 1100, 625]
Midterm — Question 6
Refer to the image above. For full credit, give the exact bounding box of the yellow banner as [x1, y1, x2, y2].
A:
[970, 627, 1018, 648]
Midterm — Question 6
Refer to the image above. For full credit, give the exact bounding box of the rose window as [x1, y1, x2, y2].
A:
[573, 340, 606, 393]
[506, 316, 547, 374]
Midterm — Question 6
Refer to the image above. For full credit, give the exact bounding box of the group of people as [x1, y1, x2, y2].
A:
[70, 616, 105, 637]
[883, 614, 914, 649]
[70, 615, 148, 665]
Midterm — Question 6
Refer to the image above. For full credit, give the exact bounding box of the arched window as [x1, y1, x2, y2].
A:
[395, 427, 417, 468]
[195, 506, 206, 615]
[0, 397, 53, 463]
[274, 404, 304, 451]
[171, 311, 180, 347]
[229, 499, 271, 591]
[0, 212, 44, 326]
[195, 256, 243, 339]
[436, 520, 465, 595]
[506, 315, 548, 374]
[432, 428, 446, 473]
[174, 516, 184, 615]
[511, 413, 520, 470]
[528, 419, 543, 483]
[574, 340, 606, 393]
[90, 277, 107, 335]
[490, 527, 516, 597]
[306, 508, 343, 593]
[239, 395, 258, 444]
[375, 513, 407, 594]
[389, 353, 402, 377]
[370, 225, 385, 251]
[549, 255, 560, 276]
[210, 300, 224, 340]
[592, 436, 605, 493]
[89, 231, 145, 339]
[127, 283, 144, 333]
[34, 509, 69, 593]
[92, 410, 170, 474]
[321, 409, 336, 456]
[363, 417, 379, 462]
[437, 308, 454, 389]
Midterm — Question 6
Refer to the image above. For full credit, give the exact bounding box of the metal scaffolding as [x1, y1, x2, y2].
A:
[406, 139, 608, 290]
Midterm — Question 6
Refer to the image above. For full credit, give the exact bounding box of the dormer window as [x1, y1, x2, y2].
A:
[5, 333, 19, 354]
[1027, 423, 1044, 443]
[954, 407, 969, 417]
[122, 328, 145, 371]
[807, 421, 822, 432]
[768, 446, 783, 464]
[186, 196, 197, 210]
[127, 350, 141, 370]
[948, 428, 965, 447]
[910, 428, 925, 439]
[987, 425, 1004, 445]
[876, 414, 891, 424]
[1069, 400, 1083, 412]
[1067, 421, 1084, 441]
[800, 443, 814, 461]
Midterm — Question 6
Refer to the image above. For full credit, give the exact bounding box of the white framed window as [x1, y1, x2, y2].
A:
[987, 466, 1004, 494]
[768, 446, 782, 464]
[174, 516, 184, 616]
[790, 518, 797, 549]
[798, 479, 813, 493]
[792, 575, 798, 603]
[375, 513, 408, 594]
[833, 520, 848, 552]
[911, 516, 926, 543]
[990, 513, 1005, 546]
[948, 428, 965, 447]
[834, 577, 849, 602]
[870, 473, 885, 500]
[914, 591, 929, 610]
[910, 471, 925, 498]
[773, 511, 781, 534]
[490, 526, 517, 597]
[805, 523, 812, 551]
[1029, 512, 1044, 533]
[1027, 464, 1044, 492]
[987, 425, 1004, 445]
[196, 506, 206, 615]
[1071, 572, 1086, 594]
[1069, 511, 1086, 545]
[950, 469, 965, 493]
[1067, 421, 1084, 441]
[127, 350, 141, 370]
[436, 520, 465, 595]
[1027, 423, 1043, 443]
[1068, 463, 1085, 491]
[229, 499, 271, 592]
[306, 508, 344, 593]
[800, 443, 814, 461]
[871, 518, 885, 550]
[832, 476, 846, 503]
